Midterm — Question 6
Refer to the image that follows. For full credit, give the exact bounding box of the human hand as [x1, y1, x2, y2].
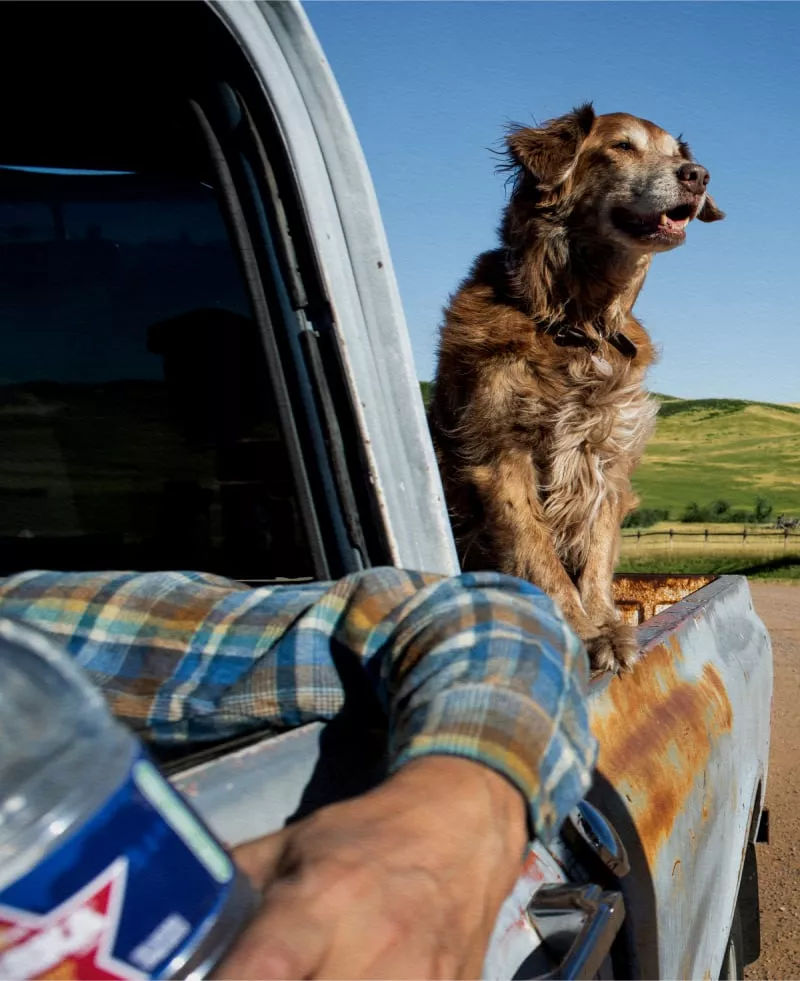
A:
[217, 756, 527, 980]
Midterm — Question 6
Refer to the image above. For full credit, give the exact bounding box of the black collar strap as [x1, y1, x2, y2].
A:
[543, 323, 637, 359]
[547, 322, 598, 351]
[608, 331, 637, 358]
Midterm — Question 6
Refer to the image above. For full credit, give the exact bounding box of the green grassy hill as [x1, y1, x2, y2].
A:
[632, 395, 800, 516]
[420, 384, 800, 517]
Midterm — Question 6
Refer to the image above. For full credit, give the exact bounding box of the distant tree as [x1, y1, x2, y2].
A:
[622, 508, 669, 529]
[681, 496, 774, 525]
[754, 496, 773, 524]
[709, 499, 731, 519]
[681, 502, 708, 523]
[419, 381, 433, 407]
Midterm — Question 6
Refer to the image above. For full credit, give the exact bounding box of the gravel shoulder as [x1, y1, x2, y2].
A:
[744, 582, 800, 981]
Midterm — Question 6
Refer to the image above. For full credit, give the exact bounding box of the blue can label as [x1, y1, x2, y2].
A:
[0, 751, 236, 979]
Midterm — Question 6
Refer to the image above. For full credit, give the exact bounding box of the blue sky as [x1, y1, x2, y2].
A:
[305, 1, 800, 403]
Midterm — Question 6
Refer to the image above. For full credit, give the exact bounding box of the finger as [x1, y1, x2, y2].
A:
[216, 885, 331, 980]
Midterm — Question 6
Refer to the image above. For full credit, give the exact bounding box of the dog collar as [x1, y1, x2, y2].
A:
[544, 323, 637, 359]
[503, 251, 638, 359]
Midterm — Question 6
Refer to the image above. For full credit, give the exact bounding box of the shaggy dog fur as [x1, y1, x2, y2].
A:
[429, 104, 723, 673]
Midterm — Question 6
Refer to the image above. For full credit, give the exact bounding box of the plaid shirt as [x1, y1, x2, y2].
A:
[0, 567, 596, 844]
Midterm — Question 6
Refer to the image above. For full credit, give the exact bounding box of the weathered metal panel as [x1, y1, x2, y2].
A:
[589, 575, 772, 979]
[207, 0, 459, 578]
[482, 844, 567, 979]
[172, 723, 328, 848]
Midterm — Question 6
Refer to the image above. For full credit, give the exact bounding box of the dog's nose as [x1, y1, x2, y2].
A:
[677, 162, 710, 194]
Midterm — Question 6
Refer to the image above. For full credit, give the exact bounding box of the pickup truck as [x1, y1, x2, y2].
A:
[0, 2, 772, 979]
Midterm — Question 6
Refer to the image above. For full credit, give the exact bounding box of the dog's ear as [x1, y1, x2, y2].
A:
[506, 103, 595, 190]
[697, 194, 725, 222]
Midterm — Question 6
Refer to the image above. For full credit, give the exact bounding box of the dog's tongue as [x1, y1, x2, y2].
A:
[659, 212, 688, 231]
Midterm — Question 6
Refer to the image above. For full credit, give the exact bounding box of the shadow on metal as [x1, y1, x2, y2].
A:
[585, 770, 659, 979]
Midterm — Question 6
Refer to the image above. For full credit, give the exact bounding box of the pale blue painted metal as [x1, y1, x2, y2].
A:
[208, 0, 459, 578]
[588, 575, 772, 979]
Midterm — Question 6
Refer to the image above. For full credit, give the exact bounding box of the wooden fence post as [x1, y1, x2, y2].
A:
[669, 528, 674, 551]
[704, 528, 709, 545]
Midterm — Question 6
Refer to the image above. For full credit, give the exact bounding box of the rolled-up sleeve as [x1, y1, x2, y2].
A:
[0, 567, 596, 843]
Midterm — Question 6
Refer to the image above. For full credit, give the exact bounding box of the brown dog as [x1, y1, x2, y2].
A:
[429, 104, 723, 673]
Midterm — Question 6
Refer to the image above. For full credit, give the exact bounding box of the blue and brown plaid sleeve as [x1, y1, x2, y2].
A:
[0, 567, 596, 843]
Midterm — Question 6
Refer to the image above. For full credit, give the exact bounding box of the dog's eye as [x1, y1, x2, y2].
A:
[612, 141, 635, 152]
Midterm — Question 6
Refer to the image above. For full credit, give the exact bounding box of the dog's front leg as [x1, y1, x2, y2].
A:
[578, 495, 638, 673]
[469, 448, 599, 641]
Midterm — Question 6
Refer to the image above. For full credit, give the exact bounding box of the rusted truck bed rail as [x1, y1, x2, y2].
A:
[592, 574, 771, 979]
[613, 573, 715, 625]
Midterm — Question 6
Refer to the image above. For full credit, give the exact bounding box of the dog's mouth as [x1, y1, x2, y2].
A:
[611, 203, 696, 242]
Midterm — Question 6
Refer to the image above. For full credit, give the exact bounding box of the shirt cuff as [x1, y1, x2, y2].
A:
[390, 680, 597, 845]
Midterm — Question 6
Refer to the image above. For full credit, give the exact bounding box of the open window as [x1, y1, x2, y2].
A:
[0, 1, 387, 583]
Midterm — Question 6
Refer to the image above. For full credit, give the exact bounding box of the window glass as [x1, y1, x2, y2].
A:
[0, 167, 314, 580]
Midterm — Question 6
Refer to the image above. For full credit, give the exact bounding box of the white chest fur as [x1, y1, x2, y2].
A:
[540, 373, 658, 564]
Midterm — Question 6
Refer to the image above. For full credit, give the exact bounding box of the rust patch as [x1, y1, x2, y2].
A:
[501, 850, 550, 940]
[520, 850, 547, 883]
[590, 640, 733, 867]
[613, 573, 714, 625]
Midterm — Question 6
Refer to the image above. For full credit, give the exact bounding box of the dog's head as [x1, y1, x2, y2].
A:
[504, 103, 724, 254]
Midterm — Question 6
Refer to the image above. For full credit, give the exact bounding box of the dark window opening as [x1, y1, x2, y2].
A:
[0, 0, 386, 584]
[0, 166, 314, 580]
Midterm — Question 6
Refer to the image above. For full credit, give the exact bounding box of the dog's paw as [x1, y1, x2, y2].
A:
[585, 620, 639, 676]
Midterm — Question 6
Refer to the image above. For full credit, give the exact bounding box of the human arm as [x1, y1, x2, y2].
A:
[221, 756, 526, 980]
[0, 566, 597, 979]
[0, 566, 595, 843]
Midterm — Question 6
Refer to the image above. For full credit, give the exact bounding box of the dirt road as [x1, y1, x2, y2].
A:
[745, 582, 800, 981]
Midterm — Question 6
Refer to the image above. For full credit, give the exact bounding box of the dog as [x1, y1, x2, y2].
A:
[429, 104, 723, 673]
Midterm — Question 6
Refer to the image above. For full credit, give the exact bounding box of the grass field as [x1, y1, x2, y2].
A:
[631, 395, 800, 515]
[625, 395, 800, 579]
[617, 552, 800, 580]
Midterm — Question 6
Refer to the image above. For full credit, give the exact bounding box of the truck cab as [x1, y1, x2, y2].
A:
[0, 3, 772, 978]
